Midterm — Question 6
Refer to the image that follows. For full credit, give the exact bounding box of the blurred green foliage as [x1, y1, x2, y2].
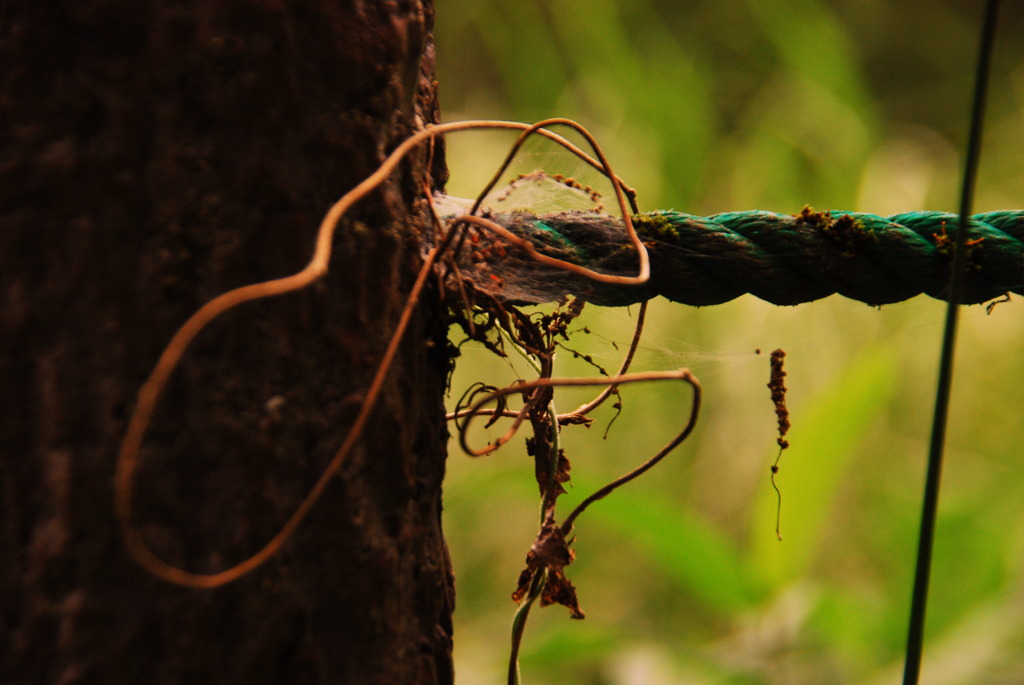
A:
[433, 0, 1024, 682]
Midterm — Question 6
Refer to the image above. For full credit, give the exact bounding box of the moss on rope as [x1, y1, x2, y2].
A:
[458, 207, 1023, 307]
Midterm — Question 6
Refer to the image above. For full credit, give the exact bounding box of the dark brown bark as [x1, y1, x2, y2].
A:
[1, 1, 453, 683]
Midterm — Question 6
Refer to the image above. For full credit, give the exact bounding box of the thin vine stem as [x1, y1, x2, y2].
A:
[508, 568, 548, 685]
[563, 301, 648, 418]
[560, 368, 700, 535]
[457, 368, 701, 536]
[539, 369, 563, 521]
[458, 369, 698, 459]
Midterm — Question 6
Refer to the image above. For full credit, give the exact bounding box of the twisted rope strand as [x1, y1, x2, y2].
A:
[457, 207, 1023, 307]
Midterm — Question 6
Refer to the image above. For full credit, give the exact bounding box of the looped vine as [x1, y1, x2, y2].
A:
[114, 118, 660, 590]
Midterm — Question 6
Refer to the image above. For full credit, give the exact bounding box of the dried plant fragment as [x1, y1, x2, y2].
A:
[768, 348, 790, 540]
[768, 349, 790, 449]
[512, 521, 585, 619]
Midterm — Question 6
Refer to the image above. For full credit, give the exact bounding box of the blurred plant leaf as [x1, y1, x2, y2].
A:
[575, 475, 765, 612]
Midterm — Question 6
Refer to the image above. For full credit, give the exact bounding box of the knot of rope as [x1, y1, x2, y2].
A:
[460, 207, 1023, 307]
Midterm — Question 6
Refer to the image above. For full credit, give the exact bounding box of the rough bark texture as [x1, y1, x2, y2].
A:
[1, 1, 453, 683]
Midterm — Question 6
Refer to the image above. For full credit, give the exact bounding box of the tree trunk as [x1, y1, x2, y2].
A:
[1, 1, 453, 682]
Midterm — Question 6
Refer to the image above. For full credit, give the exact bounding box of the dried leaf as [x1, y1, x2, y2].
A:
[541, 569, 585, 619]
[512, 522, 585, 618]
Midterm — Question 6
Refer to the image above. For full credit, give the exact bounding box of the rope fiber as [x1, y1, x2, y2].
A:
[455, 205, 1023, 307]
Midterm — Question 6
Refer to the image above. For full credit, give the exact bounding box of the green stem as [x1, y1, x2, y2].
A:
[541, 389, 561, 522]
[508, 569, 547, 685]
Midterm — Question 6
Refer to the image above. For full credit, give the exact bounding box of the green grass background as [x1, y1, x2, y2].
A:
[433, 1, 1024, 682]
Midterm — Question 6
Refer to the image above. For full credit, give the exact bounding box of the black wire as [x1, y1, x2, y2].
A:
[902, 1, 1000, 682]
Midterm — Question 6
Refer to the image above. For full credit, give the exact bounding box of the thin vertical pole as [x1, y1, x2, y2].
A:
[901, 1, 1000, 682]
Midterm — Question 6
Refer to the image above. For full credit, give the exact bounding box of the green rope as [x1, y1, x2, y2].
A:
[459, 207, 1023, 307]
